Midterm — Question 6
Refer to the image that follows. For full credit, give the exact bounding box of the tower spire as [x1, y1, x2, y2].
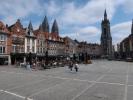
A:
[104, 9, 107, 20]
[51, 19, 59, 34]
[42, 16, 49, 32]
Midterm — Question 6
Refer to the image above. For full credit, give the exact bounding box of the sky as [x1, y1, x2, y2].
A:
[0, 0, 133, 46]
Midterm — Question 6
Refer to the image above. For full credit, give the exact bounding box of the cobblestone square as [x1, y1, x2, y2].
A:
[0, 60, 133, 100]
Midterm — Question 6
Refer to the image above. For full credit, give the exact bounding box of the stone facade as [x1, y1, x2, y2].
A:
[101, 10, 112, 58]
[119, 20, 133, 59]
[64, 37, 78, 57]
[77, 42, 102, 59]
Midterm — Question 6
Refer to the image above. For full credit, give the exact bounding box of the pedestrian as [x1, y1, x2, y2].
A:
[69, 61, 73, 71]
[33, 62, 38, 71]
[74, 62, 79, 72]
[26, 62, 31, 71]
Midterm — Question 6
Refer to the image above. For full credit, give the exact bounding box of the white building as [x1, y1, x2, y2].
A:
[24, 21, 37, 63]
[25, 21, 37, 54]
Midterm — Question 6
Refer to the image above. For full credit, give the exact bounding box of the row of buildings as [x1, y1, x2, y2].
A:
[0, 16, 102, 65]
[118, 20, 133, 59]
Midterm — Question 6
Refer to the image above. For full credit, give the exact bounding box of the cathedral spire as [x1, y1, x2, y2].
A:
[39, 24, 43, 31]
[42, 16, 49, 32]
[51, 19, 59, 34]
[104, 9, 107, 20]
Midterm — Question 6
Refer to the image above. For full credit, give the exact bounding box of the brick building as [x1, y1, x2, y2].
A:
[0, 21, 11, 65]
[77, 42, 102, 61]
[8, 19, 26, 64]
[47, 19, 65, 58]
[34, 17, 65, 61]
[0, 15, 105, 65]
[34, 16, 49, 60]
[64, 37, 78, 58]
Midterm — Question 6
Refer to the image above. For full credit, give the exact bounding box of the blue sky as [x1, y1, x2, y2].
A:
[0, 0, 133, 46]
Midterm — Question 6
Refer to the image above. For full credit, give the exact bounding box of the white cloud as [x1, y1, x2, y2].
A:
[122, 0, 133, 13]
[0, 0, 132, 45]
[0, 0, 43, 25]
[78, 26, 100, 37]
[59, 0, 116, 26]
[61, 26, 100, 43]
[57, 0, 117, 44]
[44, 1, 61, 16]
[111, 21, 132, 44]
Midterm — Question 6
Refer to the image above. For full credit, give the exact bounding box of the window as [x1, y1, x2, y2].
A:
[3, 47, 5, 53]
[4, 35, 6, 40]
[12, 45, 16, 53]
[0, 46, 5, 53]
[27, 46, 30, 52]
[32, 46, 34, 52]
[43, 48, 45, 53]
[38, 40, 39, 45]
[37, 47, 39, 53]
[27, 38, 30, 44]
[0, 34, 6, 41]
[20, 46, 24, 53]
[40, 41, 43, 47]
[32, 40, 35, 45]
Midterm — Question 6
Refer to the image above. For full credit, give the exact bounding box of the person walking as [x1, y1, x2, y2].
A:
[26, 62, 31, 71]
[74, 62, 79, 72]
[69, 61, 73, 71]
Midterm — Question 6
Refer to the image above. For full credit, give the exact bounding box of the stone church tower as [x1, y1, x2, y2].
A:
[101, 10, 112, 58]
[41, 16, 49, 33]
[51, 19, 59, 35]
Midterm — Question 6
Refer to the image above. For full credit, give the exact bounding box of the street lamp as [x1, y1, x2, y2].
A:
[45, 50, 48, 66]
[73, 53, 76, 62]
[28, 52, 32, 66]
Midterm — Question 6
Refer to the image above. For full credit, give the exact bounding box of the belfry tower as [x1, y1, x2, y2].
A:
[101, 9, 112, 58]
